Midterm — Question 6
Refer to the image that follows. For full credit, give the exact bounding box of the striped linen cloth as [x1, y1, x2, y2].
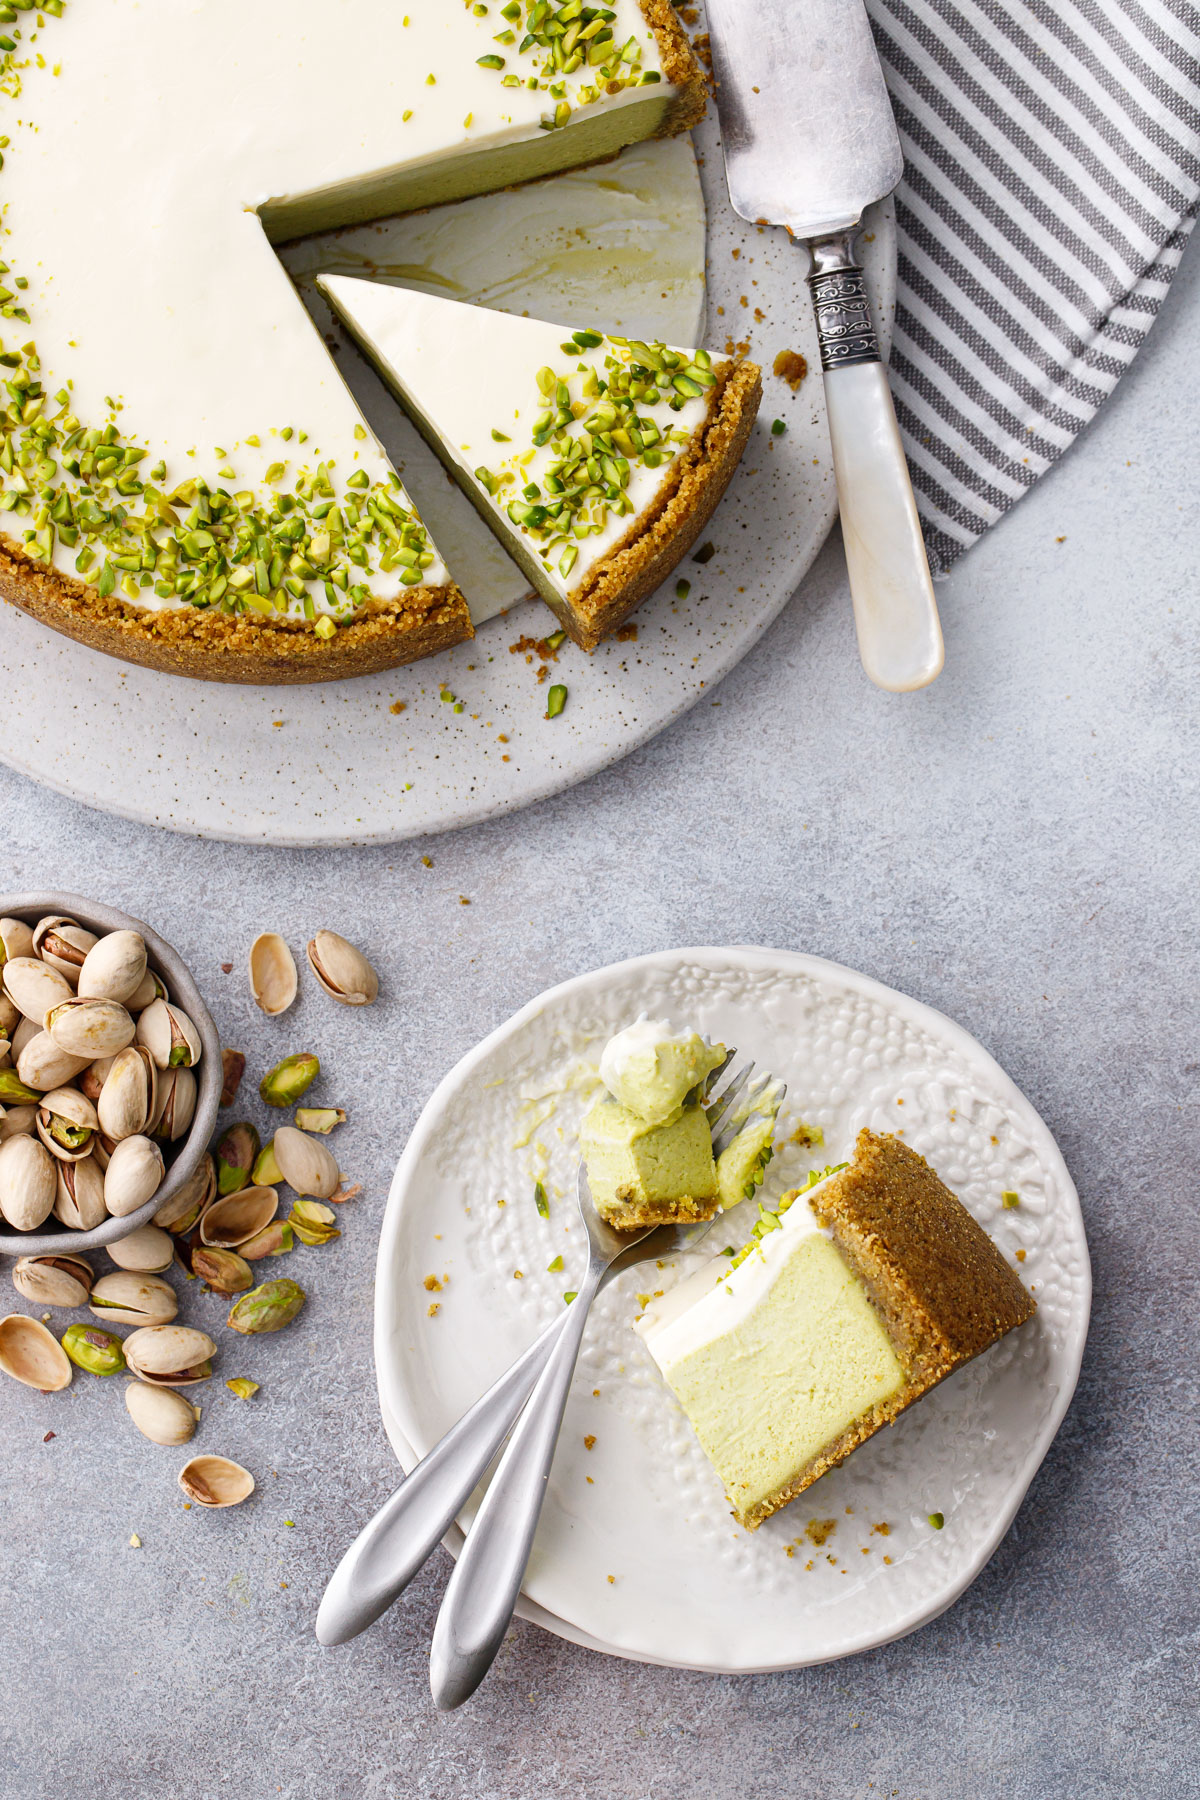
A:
[867, 0, 1200, 570]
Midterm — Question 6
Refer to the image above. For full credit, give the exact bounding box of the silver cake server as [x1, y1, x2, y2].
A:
[704, 0, 943, 690]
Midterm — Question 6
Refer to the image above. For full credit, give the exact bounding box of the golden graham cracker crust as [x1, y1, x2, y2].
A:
[737, 1130, 1035, 1530]
[600, 1190, 719, 1230]
[640, 0, 708, 132]
[550, 357, 762, 652]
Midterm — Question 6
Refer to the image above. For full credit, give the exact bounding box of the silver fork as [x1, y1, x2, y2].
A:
[315, 1054, 779, 1654]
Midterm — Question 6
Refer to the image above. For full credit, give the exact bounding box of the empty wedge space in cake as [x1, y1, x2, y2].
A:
[638, 1129, 1036, 1528]
[317, 280, 762, 651]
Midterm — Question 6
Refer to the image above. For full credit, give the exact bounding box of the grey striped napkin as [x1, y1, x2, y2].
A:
[867, 0, 1200, 571]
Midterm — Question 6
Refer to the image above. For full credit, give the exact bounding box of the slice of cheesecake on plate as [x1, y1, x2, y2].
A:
[318, 277, 762, 650]
[639, 1129, 1036, 1528]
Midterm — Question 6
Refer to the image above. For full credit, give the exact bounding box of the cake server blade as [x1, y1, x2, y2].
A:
[704, 0, 943, 691]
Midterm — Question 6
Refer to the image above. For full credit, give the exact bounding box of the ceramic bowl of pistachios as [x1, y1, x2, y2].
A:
[0, 893, 221, 1256]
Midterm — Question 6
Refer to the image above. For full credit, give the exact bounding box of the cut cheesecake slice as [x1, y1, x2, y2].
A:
[318, 278, 762, 649]
[0, 1, 705, 682]
[639, 1130, 1036, 1528]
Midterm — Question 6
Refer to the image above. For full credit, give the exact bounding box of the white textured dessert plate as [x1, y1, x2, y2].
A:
[0, 118, 894, 846]
[375, 947, 1090, 1674]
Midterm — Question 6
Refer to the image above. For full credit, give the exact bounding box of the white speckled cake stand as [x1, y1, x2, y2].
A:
[375, 948, 1090, 1673]
[0, 102, 895, 846]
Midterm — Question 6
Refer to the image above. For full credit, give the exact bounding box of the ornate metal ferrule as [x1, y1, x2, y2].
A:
[806, 229, 880, 372]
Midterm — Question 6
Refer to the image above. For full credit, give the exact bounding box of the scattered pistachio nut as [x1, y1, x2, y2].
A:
[89, 1271, 178, 1327]
[53, 1156, 107, 1231]
[306, 931, 379, 1007]
[0, 1133, 58, 1231]
[0, 1313, 73, 1390]
[125, 1381, 197, 1446]
[106, 1224, 175, 1274]
[136, 998, 202, 1071]
[287, 1199, 340, 1247]
[76, 930, 148, 1005]
[248, 933, 298, 1016]
[62, 1321, 127, 1377]
[199, 1185, 278, 1250]
[178, 1454, 255, 1509]
[227, 1277, 306, 1335]
[2, 955, 74, 1024]
[33, 915, 98, 983]
[237, 1219, 293, 1260]
[215, 1121, 260, 1196]
[47, 996, 137, 1062]
[153, 1152, 216, 1233]
[97, 1044, 158, 1142]
[226, 1377, 259, 1400]
[252, 1138, 283, 1187]
[103, 1134, 166, 1217]
[36, 1086, 99, 1163]
[123, 1324, 215, 1386]
[12, 1252, 94, 1308]
[259, 1053, 319, 1108]
[273, 1125, 339, 1200]
[191, 1246, 253, 1294]
[220, 1048, 246, 1108]
[294, 1107, 346, 1134]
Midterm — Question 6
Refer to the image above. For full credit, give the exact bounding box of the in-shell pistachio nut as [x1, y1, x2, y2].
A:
[0, 1103, 38, 1143]
[3, 956, 73, 1026]
[306, 931, 379, 1007]
[227, 1277, 306, 1336]
[287, 1199, 340, 1247]
[249, 933, 298, 1016]
[0, 917, 36, 966]
[12, 1252, 94, 1308]
[259, 1053, 320, 1109]
[76, 930, 148, 1004]
[36, 1087, 99, 1163]
[252, 1138, 283, 1187]
[178, 1454, 255, 1509]
[152, 1152, 215, 1233]
[294, 1107, 346, 1134]
[123, 1323, 215, 1386]
[62, 1321, 127, 1377]
[103, 1134, 165, 1217]
[150, 1065, 197, 1142]
[106, 1223, 175, 1273]
[226, 1377, 259, 1400]
[136, 998, 202, 1071]
[238, 1219, 294, 1260]
[54, 1155, 108, 1231]
[97, 1044, 158, 1142]
[33, 916, 98, 984]
[90, 1271, 178, 1327]
[0, 1133, 58, 1230]
[220, 1048, 246, 1107]
[46, 996, 136, 1061]
[125, 1381, 198, 1446]
[273, 1125, 340, 1200]
[0, 989, 18, 1033]
[215, 1121, 260, 1196]
[192, 1245, 254, 1294]
[9, 1017, 38, 1061]
[16, 1030, 92, 1093]
[0, 1068, 43, 1105]
[0, 1313, 72, 1390]
[198, 1185, 278, 1249]
[92, 1133, 116, 1173]
[126, 968, 167, 1013]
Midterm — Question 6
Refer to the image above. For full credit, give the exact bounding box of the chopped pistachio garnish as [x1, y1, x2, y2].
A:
[771, 418, 787, 436]
[1001, 1191, 1020, 1208]
[476, 1, 661, 119]
[534, 1179, 549, 1218]
[928, 1511, 945, 1529]
[545, 683, 567, 718]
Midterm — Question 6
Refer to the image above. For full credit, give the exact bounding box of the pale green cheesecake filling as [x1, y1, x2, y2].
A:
[580, 1097, 717, 1215]
[598, 1016, 726, 1125]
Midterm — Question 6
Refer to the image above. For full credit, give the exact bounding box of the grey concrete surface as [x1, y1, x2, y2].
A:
[2, 229, 1199, 1800]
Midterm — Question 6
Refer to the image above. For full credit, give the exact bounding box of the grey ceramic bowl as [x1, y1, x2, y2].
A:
[0, 892, 221, 1256]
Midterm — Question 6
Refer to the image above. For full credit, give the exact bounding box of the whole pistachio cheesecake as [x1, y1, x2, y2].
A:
[319, 277, 762, 650]
[0, 0, 704, 682]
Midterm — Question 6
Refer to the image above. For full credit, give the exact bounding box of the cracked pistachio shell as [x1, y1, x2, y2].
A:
[226, 1277, 306, 1336]
[199, 1185, 278, 1250]
[191, 1246, 253, 1294]
[152, 1151, 215, 1233]
[62, 1321, 127, 1376]
[103, 1134, 165, 1217]
[10, 1016, 38, 1060]
[47, 996, 136, 1061]
[259, 1054, 319, 1109]
[0, 917, 36, 966]
[150, 1065, 197, 1143]
[97, 1044, 158, 1142]
[0, 1104, 38, 1143]
[125, 1380, 198, 1446]
[76, 930, 148, 1005]
[273, 1125, 340, 1200]
[249, 933, 298, 1016]
[3, 956, 73, 1025]
[92, 1133, 115, 1174]
[16, 1030, 91, 1093]
[0, 1314, 72, 1390]
[237, 1219, 294, 1260]
[33, 916, 98, 985]
[54, 1155, 108, 1231]
[36, 1087, 99, 1163]
[127, 968, 168, 1013]
[178, 1454, 255, 1508]
[306, 931, 379, 1007]
[106, 1223, 175, 1274]
[0, 1133, 57, 1230]
[215, 1121, 260, 1196]
[90, 1271, 178, 1327]
[12, 1252, 94, 1308]
[136, 998, 202, 1071]
[123, 1323, 215, 1386]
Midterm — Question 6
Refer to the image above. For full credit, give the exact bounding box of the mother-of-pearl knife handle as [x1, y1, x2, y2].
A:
[807, 232, 944, 692]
